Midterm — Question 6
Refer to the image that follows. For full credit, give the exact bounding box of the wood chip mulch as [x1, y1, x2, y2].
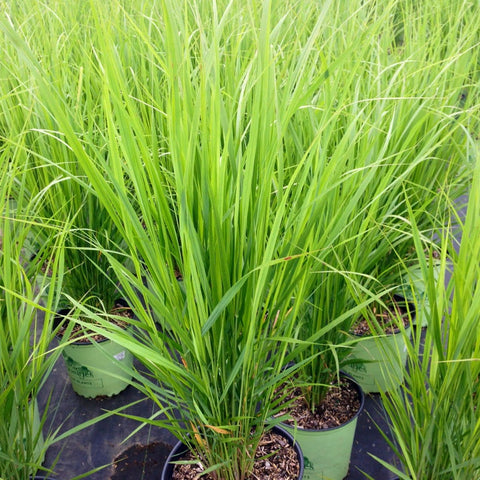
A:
[171, 430, 300, 480]
[276, 378, 361, 430]
[351, 298, 410, 336]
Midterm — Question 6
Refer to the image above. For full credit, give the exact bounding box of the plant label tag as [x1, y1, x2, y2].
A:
[114, 351, 126, 361]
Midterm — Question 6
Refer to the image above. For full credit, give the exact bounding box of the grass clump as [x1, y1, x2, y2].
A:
[0, 0, 479, 478]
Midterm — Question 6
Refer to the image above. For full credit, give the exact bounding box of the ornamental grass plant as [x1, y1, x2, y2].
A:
[0, 0, 130, 317]
[3, 107, 126, 317]
[0, 156, 61, 480]
[1, 0, 479, 479]
[282, 0, 480, 411]
[0, 156, 135, 480]
[371, 149, 480, 480]
[0, 157, 77, 479]
[1, 2, 334, 478]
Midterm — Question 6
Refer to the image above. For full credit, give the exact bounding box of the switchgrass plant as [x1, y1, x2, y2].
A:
[3, 97, 127, 316]
[0, 161, 134, 480]
[0, 0, 131, 316]
[370, 148, 480, 480]
[1, 3, 336, 479]
[1, 0, 480, 478]
[0, 158, 67, 479]
[283, 0, 480, 409]
[71, 3, 337, 478]
[293, 0, 480, 410]
[12, 148, 126, 314]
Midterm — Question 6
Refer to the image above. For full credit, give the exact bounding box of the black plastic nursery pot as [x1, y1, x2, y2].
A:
[343, 296, 415, 394]
[54, 300, 134, 399]
[161, 424, 305, 480]
[281, 374, 365, 480]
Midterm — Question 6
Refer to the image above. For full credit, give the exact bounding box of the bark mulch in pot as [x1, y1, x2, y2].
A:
[171, 430, 301, 480]
[277, 377, 361, 430]
[56, 300, 133, 343]
[351, 297, 411, 337]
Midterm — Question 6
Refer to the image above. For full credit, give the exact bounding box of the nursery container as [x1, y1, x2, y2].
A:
[399, 263, 439, 328]
[161, 425, 305, 480]
[281, 376, 364, 480]
[60, 336, 133, 398]
[343, 324, 412, 394]
[343, 297, 414, 393]
[55, 307, 134, 398]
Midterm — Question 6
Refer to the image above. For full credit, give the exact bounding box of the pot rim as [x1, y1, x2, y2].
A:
[280, 372, 365, 434]
[161, 424, 305, 480]
[349, 294, 416, 338]
[54, 298, 131, 346]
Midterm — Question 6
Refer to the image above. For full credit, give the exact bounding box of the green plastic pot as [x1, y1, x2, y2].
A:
[281, 375, 364, 480]
[343, 323, 412, 394]
[398, 263, 440, 328]
[56, 307, 134, 398]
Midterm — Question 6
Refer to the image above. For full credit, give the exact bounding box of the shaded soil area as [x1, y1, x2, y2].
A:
[111, 442, 172, 480]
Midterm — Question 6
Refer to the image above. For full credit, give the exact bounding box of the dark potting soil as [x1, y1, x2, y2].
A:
[277, 378, 361, 430]
[171, 430, 300, 480]
[56, 300, 133, 343]
[174, 268, 183, 281]
[111, 441, 172, 480]
[351, 297, 410, 336]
